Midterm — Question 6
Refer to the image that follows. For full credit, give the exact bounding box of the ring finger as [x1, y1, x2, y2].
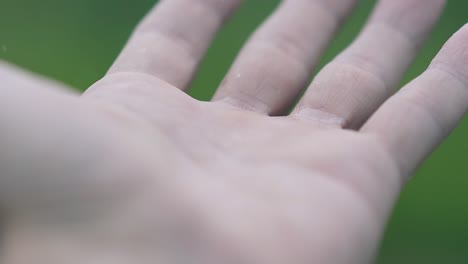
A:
[293, 0, 445, 129]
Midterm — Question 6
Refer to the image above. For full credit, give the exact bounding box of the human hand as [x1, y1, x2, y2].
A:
[1, 0, 467, 263]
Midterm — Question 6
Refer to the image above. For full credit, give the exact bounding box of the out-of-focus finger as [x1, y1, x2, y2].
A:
[106, 0, 242, 90]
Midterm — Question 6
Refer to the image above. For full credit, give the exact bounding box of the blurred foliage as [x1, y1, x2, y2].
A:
[0, 0, 467, 263]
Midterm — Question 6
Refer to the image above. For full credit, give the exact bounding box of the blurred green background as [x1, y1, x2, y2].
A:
[0, 0, 467, 262]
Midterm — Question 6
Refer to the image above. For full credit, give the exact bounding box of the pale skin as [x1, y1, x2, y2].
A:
[0, 0, 467, 263]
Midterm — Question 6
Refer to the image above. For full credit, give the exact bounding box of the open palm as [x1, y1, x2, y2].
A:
[1, 0, 467, 263]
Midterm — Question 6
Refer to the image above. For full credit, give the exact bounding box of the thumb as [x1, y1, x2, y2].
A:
[0, 62, 137, 220]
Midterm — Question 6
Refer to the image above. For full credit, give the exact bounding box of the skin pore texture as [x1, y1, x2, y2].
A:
[0, 0, 467, 263]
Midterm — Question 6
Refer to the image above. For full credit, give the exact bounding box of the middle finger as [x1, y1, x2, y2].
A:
[212, 0, 357, 115]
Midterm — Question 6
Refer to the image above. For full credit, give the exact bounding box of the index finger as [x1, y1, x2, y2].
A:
[105, 0, 242, 90]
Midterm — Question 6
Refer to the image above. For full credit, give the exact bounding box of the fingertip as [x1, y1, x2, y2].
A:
[429, 24, 468, 86]
[454, 23, 468, 39]
[442, 23, 468, 52]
